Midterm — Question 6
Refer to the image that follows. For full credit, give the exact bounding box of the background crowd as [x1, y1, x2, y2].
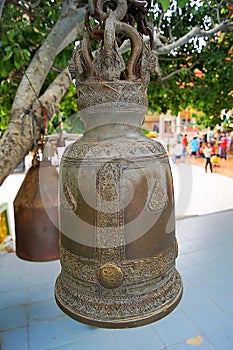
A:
[170, 131, 233, 172]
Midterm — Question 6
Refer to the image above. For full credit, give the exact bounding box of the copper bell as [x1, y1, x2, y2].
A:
[14, 158, 59, 262]
[55, 0, 183, 328]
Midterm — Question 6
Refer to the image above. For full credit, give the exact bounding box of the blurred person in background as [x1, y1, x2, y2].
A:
[190, 136, 199, 157]
[182, 134, 188, 158]
[204, 143, 213, 173]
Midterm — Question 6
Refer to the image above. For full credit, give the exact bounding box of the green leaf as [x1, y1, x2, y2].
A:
[5, 46, 12, 52]
[22, 49, 31, 61]
[220, 8, 228, 14]
[0, 61, 9, 77]
[6, 29, 15, 40]
[159, 0, 170, 11]
[14, 54, 22, 69]
[3, 50, 13, 61]
[177, 0, 188, 8]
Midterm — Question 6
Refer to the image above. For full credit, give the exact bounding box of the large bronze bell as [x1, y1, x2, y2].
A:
[14, 159, 59, 261]
[54, 0, 183, 328]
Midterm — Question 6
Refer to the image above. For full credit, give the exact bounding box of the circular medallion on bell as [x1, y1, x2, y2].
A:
[97, 263, 124, 289]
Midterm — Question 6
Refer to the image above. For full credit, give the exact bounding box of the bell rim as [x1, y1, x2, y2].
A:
[54, 271, 183, 329]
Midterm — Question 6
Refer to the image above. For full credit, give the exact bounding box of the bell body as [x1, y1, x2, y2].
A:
[55, 93, 183, 328]
[14, 161, 59, 262]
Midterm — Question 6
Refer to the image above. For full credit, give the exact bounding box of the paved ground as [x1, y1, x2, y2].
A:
[173, 161, 233, 218]
[1, 210, 233, 350]
[189, 155, 233, 180]
[0, 159, 233, 349]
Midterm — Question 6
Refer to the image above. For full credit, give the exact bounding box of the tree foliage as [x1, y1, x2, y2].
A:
[147, 1, 233, 123]
[0, 0, 76, 135]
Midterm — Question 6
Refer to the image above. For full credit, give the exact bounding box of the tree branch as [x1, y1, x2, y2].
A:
[29, 0, 43, 9]
[12, 3, 85, 113]
[32, 68, 72, 123]
[158, 60, 199, 82]
[155, 20, 233, 54]
[120, 18, 232, 57]
[0, 0, 6, 19]
[0, 1, 86, 184]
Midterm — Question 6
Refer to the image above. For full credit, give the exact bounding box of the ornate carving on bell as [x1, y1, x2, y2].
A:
[55, 0, 183, 328]
[14, 159, 59, 262]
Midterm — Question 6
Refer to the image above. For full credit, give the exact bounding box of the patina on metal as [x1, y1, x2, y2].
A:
[55, 0, 183, 328]
[14, 159, 59, 262]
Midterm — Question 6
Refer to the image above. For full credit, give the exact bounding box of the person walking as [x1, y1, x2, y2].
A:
[190, 136, 199, 157]
[182, 134, 188, 157]
[219, 132, 227, 160]
[172, 141, 183, 164]
[204, 143, 213, 173]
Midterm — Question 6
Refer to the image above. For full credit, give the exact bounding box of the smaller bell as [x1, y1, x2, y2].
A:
[14, 157, 59, 262]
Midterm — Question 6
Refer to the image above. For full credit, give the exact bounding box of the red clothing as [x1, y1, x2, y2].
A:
[182, 136, 188, 147]
[210, 145, 215, 155]
[220, 136, 227, 149]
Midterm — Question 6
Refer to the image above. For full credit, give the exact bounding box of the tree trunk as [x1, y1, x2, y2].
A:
[0, 1, 85, 185]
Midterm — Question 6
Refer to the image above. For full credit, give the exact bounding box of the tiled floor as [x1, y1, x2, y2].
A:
[1, 210, 233, 350]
